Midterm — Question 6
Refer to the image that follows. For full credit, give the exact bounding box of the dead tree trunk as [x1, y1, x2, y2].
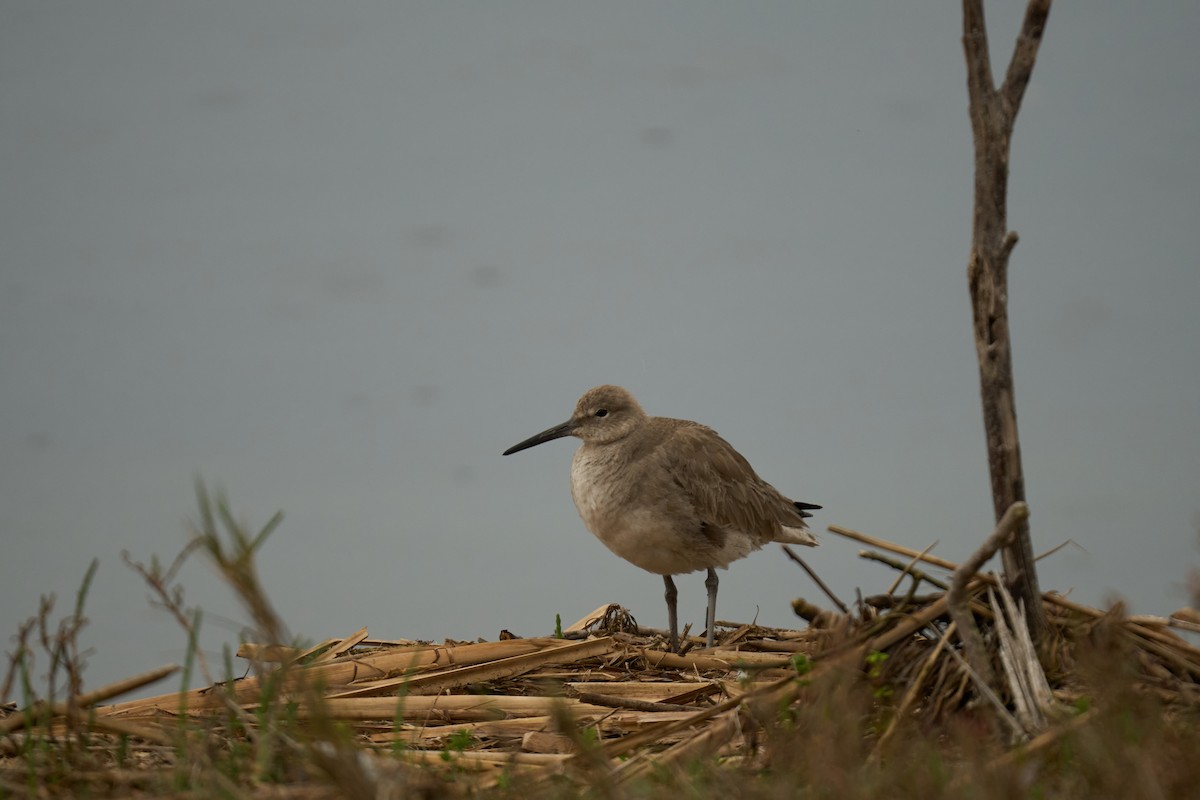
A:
[961, 0, 1052, 647]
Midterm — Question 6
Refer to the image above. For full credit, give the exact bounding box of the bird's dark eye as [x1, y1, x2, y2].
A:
[595, 409, 608, 418]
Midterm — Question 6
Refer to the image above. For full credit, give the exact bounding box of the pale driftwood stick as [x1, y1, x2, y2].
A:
[990, 582, 1055, 732]
[989, 585, 1047, 733]
[947, 502, 1030, 699]
[782, 545, 849, 614]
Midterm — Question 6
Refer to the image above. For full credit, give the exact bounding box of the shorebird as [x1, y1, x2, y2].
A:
[503, 385, 819, 651]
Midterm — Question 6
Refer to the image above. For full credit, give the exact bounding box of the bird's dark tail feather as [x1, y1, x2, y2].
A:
[793, 501, 822, 519]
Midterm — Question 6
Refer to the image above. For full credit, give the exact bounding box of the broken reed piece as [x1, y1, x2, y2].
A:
[946, 502, 1030, 707]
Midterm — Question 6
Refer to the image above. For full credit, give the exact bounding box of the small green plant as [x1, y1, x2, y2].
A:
[447, 728, 473, 752]
[391, 677, 411, 757]
[172, 607, 202, 792]
[439, 729, 474, 763]
[866, 649, 894, 700]
[791, 653, 813, 676]
[555, 613, 563, 639]
[0, 559, 102, 793]
[115, 732, 129, 769]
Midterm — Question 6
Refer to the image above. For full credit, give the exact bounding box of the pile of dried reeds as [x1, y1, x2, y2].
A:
[4, 505, 1200, 796]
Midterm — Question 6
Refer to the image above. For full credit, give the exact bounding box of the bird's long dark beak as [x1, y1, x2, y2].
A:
[502, 419, 576, 455]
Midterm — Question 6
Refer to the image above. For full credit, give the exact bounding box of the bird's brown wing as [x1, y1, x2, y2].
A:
[658, 422, 810, 543]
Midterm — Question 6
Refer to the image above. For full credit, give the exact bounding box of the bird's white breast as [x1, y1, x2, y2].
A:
[570, 445, 630, 526]
[569, 443, 758, 575]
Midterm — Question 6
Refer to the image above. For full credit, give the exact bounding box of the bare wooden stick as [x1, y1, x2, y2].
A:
[946, 502, 1029, 703]
[828, 525, 958, 572]
[782, 545, 849, 614]
[962, 0, 1053, 647]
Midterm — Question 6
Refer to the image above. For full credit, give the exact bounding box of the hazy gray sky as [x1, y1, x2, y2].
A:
[3, 2, 1198, 697]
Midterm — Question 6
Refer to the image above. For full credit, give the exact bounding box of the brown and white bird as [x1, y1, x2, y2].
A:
[503, 385, 819, 651]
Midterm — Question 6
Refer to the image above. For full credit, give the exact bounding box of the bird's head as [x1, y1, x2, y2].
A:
[502, 385, 646, 454]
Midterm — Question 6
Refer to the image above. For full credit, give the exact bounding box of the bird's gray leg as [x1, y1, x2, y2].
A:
[663, 575, 679, 653]
[704, 568, 719, 649]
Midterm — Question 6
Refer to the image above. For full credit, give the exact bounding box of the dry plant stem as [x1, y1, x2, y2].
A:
[121, 549, 268, 749]
[835, 523, 1200, 666]
[574, 692, 696, 713]
[782, 545, 849, 613]
[122, 549, 216, 687]
[962, 0, 1053, 647]
[1036, 539, 1079, 561]
[859, 551, 950, 591]
[547, 700, 621, 800]
[0, 662, 180, 736]
[884, 539, 941, 596]
[947, 501, 1029, 694]
[863, 592, 945, 610]
[833, 524, 1108, 618]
